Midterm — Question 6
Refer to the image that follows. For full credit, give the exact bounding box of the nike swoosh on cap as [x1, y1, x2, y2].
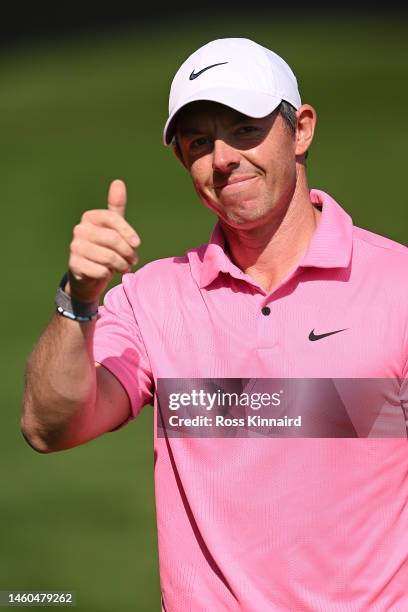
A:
[309, 328, 348, 341]
[189, 62, 229, 80]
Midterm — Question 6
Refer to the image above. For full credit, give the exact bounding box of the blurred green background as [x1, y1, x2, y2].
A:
[1, 12, 407, 612]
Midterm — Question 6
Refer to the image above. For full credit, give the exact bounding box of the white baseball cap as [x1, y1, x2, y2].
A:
[163, 37, 301, 146]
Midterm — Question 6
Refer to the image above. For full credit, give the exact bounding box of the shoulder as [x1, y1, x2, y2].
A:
[127, 254, 190, 283]
[121, 243, 207, 299]
[352, 225, 408, 273]
[353, 225, 408, 254]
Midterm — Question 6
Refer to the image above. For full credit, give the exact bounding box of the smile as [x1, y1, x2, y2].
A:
[215, 176, 259, 192]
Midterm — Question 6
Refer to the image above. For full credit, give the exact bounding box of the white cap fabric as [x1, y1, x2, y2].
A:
[163, 37, 301, 146]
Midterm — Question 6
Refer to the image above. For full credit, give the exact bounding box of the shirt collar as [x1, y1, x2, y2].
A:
[198, 223, 245, 289]
[300, 189, 353, 269]
[192, 189, 353, 289]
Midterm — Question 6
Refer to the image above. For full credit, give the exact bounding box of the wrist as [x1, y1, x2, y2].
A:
[65, 271, 100, 303]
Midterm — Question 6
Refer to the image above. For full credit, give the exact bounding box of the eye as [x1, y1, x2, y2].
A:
[190, 136, 211, 150]
[236, 125, 261, 135]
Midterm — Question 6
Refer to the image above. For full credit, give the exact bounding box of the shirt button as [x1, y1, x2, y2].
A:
[261, 306, 271, 316]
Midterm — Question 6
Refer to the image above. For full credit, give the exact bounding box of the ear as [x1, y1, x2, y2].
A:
[172, 139, 187, 168]
[295, 104, 317, 157]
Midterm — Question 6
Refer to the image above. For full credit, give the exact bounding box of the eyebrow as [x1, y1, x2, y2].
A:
[178, 127, 204, 137]
[177, 113, 257, 137]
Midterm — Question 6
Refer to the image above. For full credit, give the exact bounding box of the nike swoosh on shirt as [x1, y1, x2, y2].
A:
[309, 328, 348, 341]
[189, 62, 229, 80]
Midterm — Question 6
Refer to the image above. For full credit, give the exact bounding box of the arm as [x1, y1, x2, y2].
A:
[21, 179, 141, 453]
[21, 313, 131, 453]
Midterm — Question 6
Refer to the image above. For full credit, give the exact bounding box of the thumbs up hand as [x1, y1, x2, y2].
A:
[66, 179, 141, 303]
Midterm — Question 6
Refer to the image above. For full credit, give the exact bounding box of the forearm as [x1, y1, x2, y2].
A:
[21, 312, 97, 452]
[21, 179, 139, 451]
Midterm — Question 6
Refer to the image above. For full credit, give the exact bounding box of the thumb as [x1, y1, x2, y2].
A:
[107, 179, 127, 217]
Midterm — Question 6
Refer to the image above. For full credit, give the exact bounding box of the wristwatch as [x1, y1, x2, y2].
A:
[55, 272, 99, 322]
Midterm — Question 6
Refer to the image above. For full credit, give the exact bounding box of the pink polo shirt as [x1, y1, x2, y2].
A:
[93, 189, 408, 611]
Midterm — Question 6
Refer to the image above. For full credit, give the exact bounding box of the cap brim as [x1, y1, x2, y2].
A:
[163, 88, 286, 146]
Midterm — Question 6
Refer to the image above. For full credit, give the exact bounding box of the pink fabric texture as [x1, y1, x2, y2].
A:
[93, 190, 408, 611]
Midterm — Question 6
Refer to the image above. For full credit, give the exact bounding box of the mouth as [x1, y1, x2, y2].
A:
[214, 175, 259, 192]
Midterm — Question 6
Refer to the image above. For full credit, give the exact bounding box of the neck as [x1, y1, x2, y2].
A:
[220, 170, 321, 293]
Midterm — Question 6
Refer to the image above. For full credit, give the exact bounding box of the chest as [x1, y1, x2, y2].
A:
[141, 275, 404, 379]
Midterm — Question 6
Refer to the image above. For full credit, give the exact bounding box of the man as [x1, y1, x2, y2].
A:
[22, 38, 408, 611]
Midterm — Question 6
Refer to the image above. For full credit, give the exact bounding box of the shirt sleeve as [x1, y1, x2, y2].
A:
[93, 275, 154, 430]
[400, 310, 408, 421]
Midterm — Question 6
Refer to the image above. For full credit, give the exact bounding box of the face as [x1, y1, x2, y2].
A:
[174, 101, 300, 229]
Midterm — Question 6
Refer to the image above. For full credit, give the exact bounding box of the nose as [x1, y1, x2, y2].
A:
[212, 138, 240, 174]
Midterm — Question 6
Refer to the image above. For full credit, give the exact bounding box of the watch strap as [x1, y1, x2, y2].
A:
[55, 272, 99, 321]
